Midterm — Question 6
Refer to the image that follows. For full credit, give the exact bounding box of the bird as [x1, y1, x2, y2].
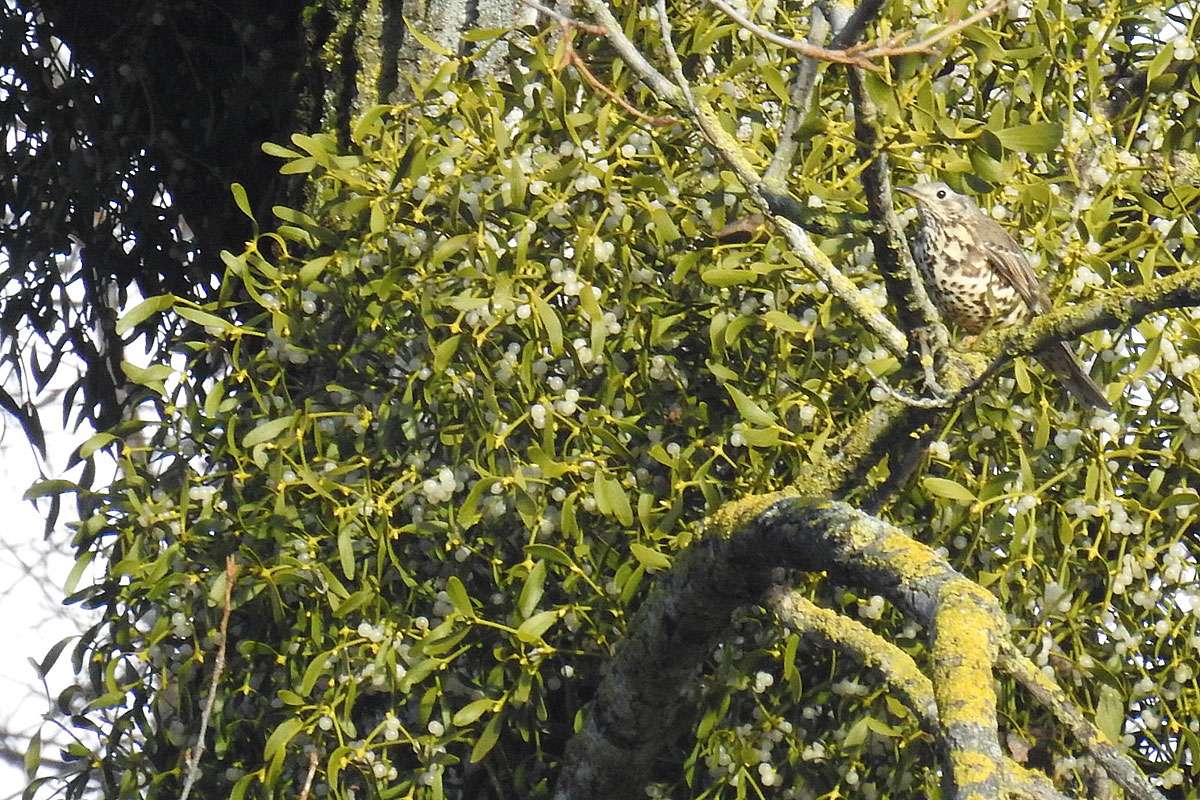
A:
[897, 181, 1112, 411]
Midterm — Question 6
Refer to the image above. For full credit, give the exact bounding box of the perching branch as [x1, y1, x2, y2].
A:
[830, 264, 1200, 505]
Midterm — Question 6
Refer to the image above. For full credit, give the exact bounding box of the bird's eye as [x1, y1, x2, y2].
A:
[936, 189, 947, 199]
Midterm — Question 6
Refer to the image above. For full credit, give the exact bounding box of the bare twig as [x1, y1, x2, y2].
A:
[708, 0, 1007, 68]
[706, 0, 878, 68]
[861, 0, 1007, 59]
[178, 556, 239, 800]
[520, 0, 607, 34]
[763, 5, 830, 191]
[565, 43, 677, 127]
[298, 750, 320, 800]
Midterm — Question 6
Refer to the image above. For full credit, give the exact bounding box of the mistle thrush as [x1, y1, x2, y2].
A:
[898, 182, 1112, 411]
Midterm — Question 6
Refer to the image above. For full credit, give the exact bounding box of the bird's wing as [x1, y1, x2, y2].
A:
[972, 215, 1051, 313]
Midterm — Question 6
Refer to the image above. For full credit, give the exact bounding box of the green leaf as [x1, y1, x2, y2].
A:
[229, 773, 257, 800]
[629, 542, 671, 573]
[470, 712, 503, 762]
[326, 746, 352, 790]
[995, 123, 1063, 153]
[405, 17, 454, 56]
[261, 141, 302, 159]
[242, 415, 298, 448]
[175, 305, 239, 333]
[516, 609, 558, 643]
[452, 697, 494, 727]
[116, 295, 176, 335]
[337, 525, 355, 580]
[36, 637, 74, 678]
[701, 269, 757, 287]
[593, 473, 633, 526]
[922, 477, 977, 503]
[532, 295, 563, 353]
[433, 335, 463, 371]
[1095, 685, 1124, 743]
[64, 551, 94, 595]
[24, 729, 40, 778]
[299, 652, 332, 696]
[231, 182, 255, 223]
[78, 432, 118, 459]
[726, 385, 777, 426]
[24, 479, 77, 500]
[446, 576, 475, 619]
[761, 310, 805, 333]
[121, 362, 173, 396]
[761, 65, 790, 102]
[525, 543, 573, 567]
[518, 560, 547, 618]
[1147, 43, 1175, 82]
[843, 716, 870, 748]
[458, 477, 496, 528]
[263, 717, 304, 763]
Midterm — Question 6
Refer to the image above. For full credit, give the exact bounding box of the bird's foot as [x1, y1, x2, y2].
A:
[873, 379, 954, 409]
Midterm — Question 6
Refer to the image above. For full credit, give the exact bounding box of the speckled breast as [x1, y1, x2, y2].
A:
[913, 219, 1028, 335]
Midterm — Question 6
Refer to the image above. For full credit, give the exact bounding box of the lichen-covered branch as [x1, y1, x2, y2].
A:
[768, 587, 938, 730]
[553, 497, 1011, 799]
[998, 643, 1167, 800]
[771, 590, 1078, 800]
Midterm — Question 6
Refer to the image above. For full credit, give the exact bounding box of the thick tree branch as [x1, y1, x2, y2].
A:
[553, 497, 1013, 799]
[771, 590, 1077, 800]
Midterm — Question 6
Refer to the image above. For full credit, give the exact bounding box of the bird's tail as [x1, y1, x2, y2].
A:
[1035, 342, 1112, 411]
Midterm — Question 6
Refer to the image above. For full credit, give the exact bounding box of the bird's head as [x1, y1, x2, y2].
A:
[897, 182, 976, 222]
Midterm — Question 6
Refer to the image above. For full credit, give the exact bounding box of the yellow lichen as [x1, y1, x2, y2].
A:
[706, 489, 800, 538]
[950, 750, 998, 787]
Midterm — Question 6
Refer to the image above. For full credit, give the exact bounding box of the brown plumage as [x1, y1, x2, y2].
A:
[898, 182, 1112, 411]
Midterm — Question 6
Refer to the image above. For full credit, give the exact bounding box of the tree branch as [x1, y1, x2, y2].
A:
[771, 590, 1078, 800]
[998, 643, 1167, 800]
[763, 6, 829, 192]
[708, 0, 1007, 68]
[581, 0, 911, 361]
[831, 265, 1200, 504]
[553, 497, 1016, 799]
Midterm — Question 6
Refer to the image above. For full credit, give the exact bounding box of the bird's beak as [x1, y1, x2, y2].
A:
[896, 186, 918, 198]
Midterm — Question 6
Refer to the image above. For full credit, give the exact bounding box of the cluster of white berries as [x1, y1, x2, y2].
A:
[421, 467, 461, 504]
